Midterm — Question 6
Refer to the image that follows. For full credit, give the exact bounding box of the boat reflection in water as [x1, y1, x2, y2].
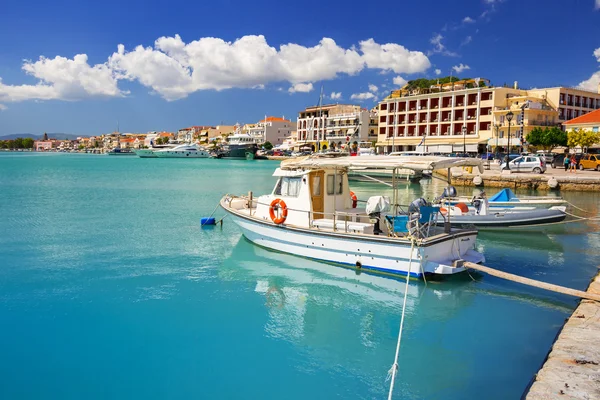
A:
[219, 236, 476, 398]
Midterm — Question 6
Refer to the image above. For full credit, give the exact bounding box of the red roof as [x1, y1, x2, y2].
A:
[260, 116, 291, 123]
[563, 108, 600, 125]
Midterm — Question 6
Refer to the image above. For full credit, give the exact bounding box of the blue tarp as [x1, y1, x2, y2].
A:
[489, 188, 517, 202]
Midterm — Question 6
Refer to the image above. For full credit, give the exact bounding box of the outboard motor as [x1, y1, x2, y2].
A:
[471, 191, 487, 215]
[408, 197, 428, 213]
[366, 196, 391, 235]
[435, 185, 457, 202]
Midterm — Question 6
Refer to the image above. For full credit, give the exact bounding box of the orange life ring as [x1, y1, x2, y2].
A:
[455, 202, 469, 214]
[269, 198, 288, 224]
[349, 191, 358, 208]
[440, 207, 447, 215]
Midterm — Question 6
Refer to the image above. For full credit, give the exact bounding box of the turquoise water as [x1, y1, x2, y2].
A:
[1, 153, 599, 399]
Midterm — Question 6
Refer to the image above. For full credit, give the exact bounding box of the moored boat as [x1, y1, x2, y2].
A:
[107, 147, 135, 156]
[153, 144, 210, 158]
[435, 190, 567, 229]
[447, 188, 566, 209]
[220, 155, 486, 279]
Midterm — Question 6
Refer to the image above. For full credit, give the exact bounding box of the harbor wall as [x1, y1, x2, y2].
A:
[525, 270, 600, 399]
[441, 169, 600, 192]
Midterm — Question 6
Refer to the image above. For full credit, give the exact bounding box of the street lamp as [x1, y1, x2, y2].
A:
[504, 110, 514, 170]
[462, 125, 467, 155]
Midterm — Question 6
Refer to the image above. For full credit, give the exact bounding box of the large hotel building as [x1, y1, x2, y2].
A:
[376, 79, 600, 154]
[296, 104, 378, 151]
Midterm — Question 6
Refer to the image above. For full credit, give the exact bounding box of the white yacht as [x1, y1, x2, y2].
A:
[133, 143, 176, 158]
[154, 144, 210, 158]
[220, 155, 486, 279]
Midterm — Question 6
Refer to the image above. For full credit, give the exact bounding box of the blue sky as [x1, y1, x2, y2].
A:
[1, 0, 599, 136]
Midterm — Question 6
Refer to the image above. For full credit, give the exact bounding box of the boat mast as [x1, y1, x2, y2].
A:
[318, 84, 324, 151]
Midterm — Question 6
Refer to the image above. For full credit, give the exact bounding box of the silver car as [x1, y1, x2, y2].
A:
[500, 155, 546, 173]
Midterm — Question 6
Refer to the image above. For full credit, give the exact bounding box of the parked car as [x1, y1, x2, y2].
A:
[551, 153, 583, 169]
[536, 151, 557, 164]
[578, 154, 600, 171]
[500, 155, 546, 173]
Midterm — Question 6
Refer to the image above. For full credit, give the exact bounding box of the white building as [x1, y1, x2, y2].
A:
[244, 116, 294, 145]
[296, 104, 373, 151]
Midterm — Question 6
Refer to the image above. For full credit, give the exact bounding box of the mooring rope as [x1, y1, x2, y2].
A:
[386, 237, 416, 400]
[566, 201, 597, 215]
[201, 202, 222, 226]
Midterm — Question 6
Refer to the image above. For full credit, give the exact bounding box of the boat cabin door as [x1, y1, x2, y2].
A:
[309, 171, 325, 219]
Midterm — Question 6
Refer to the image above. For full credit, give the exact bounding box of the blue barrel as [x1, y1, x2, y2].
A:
[200, 217, 216, 226]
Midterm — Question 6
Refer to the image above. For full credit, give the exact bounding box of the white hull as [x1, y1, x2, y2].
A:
[223, 201, 484, 279]
[133, 149, 157, 158]
[154, 150, 209, 158]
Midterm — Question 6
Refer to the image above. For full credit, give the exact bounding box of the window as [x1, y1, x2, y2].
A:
[312, 175, 321, 196]
[274, 177, 302, 197]
[326, 174, 343, 195]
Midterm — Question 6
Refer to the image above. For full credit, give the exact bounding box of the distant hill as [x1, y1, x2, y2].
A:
[0, 133, 82, 140]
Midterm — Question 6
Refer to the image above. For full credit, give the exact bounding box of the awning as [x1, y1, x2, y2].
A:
[488, 137, 523, 146]
[281, 155, 484, 173]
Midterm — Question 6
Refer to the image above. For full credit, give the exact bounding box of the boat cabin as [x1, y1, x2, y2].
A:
[250, 167, 376, 234]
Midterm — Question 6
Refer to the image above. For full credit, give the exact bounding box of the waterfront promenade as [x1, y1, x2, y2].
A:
[450, 163, 600, 191]
[526, 271, 600, 399]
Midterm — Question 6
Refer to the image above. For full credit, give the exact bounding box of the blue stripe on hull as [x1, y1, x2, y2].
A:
[243, 235, 424, 280]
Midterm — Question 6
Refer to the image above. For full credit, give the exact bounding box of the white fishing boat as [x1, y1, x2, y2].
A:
[447, 188, 567, 209]
[220, 155, 486, 279]
[153, 144, 209, 158]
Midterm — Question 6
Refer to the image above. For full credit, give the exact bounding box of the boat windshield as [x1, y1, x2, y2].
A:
[274, 177, 302, 197]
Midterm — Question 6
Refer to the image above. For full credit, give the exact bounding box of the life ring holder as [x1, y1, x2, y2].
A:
[269, 198, 288, 224]
[349, 191, 358, 208]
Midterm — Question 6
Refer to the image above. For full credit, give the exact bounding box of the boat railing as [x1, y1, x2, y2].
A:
[227, 195, 439, 238]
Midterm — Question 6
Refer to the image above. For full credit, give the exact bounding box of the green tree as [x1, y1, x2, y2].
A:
[526, 127, 545, 147]
[22, 138, 34, 149]
[13, 138, 24, 148]
[568, 128, 600, 150]
[543, 126, 567, 149]
[263, 141, 273, 150]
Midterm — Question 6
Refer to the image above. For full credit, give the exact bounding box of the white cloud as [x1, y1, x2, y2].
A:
[288, 82, 314, 93]
[462, 16, 475, 23]
[392, 76, 407, 86]
[578, 72, 600, 91]
[0, 54, 124, 103]
[461, 36, 473, 46]
[452, 63, 471, 74]
[0, 104, 6, 110]
[109, 35, 429, 100]
[330, 91, 342, 100]
[359, 39, 431, 73]
[368, 84, 378, 93]
[596, 0, 600, 9]
[578, 47, 600, 91]
[435, 68, 442, 75]
[350, 92, 376, 101]
[0, 35, 432, 103]
[428, 34, 458, 57]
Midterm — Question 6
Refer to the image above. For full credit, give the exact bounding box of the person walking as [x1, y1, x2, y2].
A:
[569, 154, 577, 173]
[563, 154, 569, 172]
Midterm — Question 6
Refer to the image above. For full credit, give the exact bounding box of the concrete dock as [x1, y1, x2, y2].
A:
[526, 271, 600, 399]
[449, 164, 600, 191]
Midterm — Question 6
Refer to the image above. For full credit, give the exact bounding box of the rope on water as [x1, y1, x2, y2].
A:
[386, 237, 416, 400]
[566, 201, 596, 215]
